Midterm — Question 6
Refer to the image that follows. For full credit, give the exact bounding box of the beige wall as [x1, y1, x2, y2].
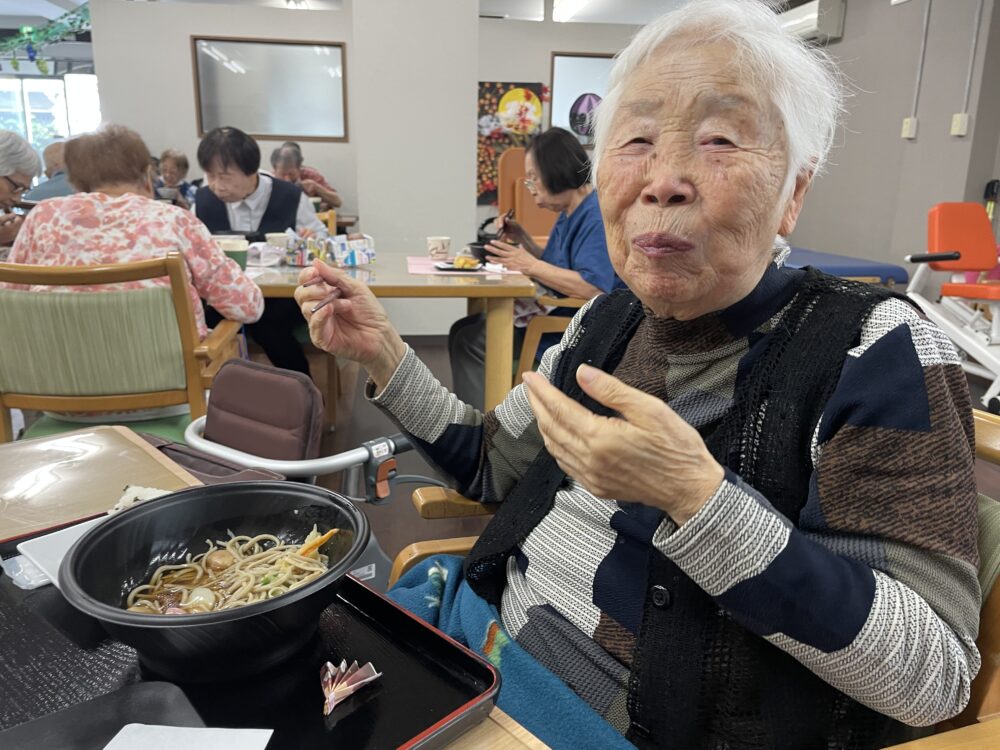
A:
[791, 0, 1000, 268]
[352, 0, 478, 335]
[89, 0, 358, 213]
[89, 0, 637, 334]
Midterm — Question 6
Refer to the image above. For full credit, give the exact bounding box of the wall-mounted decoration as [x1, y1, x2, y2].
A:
[477, 81, 546, 206]
[0, 3, 91, 75]
[192, 36, 347, 142]
[550, 52, 615, 146]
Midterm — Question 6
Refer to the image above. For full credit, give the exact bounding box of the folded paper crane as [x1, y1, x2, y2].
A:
[321, 659, 382, 715]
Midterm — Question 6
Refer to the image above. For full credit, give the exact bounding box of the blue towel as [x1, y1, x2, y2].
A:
[389, 555, 635, 750]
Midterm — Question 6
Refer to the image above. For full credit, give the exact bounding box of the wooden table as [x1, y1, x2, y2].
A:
[884, 719, 1000, 749]
[248, 260, 537, 410]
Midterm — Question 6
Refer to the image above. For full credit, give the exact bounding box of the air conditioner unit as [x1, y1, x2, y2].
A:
[779, 0, 845, 43]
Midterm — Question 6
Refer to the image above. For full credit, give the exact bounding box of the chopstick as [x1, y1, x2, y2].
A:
[311, 287, 342, 313]
[302, 276, 342, 313]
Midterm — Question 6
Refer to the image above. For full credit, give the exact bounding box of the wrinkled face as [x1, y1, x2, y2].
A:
[160, 159, 185, 187]
[597, 39, 809, 319]
[0, 171, 31, 209]
[273, 164, 301, 184]
[203, 160, 257, 203]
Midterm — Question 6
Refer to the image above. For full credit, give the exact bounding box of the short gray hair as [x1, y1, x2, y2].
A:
[0, 130, 41, 178]
[270, 145, 303, 169]
[592, 0, 844, 196]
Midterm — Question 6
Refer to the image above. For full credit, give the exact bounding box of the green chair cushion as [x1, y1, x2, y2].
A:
[24, 413, 192, 446]
[977, 493, 1000, 602]
[0, 287, 187, 396]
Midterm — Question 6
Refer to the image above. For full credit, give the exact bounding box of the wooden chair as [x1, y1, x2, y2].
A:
[513, 295, 588, 387]
[389, 410, 1000, 737]
[0, 252, 241, 443]
[315, 209, 337, 236]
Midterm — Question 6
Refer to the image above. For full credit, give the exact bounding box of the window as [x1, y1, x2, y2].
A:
[0, 74, 102, 151]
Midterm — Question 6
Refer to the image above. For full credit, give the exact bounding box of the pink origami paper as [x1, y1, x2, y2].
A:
[321, 659, 382, 715]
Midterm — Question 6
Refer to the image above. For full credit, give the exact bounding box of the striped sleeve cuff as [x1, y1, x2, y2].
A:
[366, 345, 477, 443]
[653, 471, 791, 597]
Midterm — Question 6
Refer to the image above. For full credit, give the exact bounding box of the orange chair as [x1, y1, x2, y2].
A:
[497, 147, 556, 241]
[906, 202, 1000, 411]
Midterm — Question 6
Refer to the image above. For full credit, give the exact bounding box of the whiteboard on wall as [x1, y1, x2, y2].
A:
[549, 53, 614, 145]
[192, 37, 348, 141]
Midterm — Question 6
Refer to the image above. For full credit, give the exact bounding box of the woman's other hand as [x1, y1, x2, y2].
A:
[0, 212, 24, 246]
[294, 261, 406, 389]
[522, 365, 725, 526]
[486, 239, 538, 275]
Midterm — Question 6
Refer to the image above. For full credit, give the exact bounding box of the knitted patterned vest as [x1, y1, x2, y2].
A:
[465, 268, 916, 749]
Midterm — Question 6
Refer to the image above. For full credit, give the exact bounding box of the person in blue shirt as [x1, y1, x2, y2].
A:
[450, 127, 622, 410]
[23, 141, 75, 202]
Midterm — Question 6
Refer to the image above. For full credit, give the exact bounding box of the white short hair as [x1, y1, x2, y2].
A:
[592, 0, 844, 197]
[0, 130, 41, 178]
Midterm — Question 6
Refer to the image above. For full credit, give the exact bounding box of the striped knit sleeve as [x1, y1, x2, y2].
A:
[654, 298, 981, 725]
[368, 299, 598, 499]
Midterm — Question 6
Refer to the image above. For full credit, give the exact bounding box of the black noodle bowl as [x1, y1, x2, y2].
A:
[59, 481, 370, 682]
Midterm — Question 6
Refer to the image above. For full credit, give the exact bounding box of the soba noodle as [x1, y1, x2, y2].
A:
[125, 526, 336, 615]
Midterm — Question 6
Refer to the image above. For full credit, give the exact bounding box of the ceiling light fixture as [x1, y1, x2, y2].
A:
[552, 0, 592, 23]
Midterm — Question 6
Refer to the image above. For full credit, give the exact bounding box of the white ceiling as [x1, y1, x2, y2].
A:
[559, 0, 683, 25]
[480, 0, 683, 24]
[0, 0, 83, 23]
[125, 0, 343, 8]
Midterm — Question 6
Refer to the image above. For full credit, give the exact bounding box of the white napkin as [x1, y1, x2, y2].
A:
[103, 724, 273, 750]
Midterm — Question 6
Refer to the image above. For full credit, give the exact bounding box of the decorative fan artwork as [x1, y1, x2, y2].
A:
[551, 53, 615, 147]
[569, 92, 603, 138]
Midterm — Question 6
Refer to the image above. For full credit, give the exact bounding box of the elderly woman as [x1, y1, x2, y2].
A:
[451, 127, 623, 410]
[154, 148, 198, 209]
[295, 2, 979, 748]
[0, 130, 41, 248]
[8, 125, 263, 338]
[270, 144, 342, 209]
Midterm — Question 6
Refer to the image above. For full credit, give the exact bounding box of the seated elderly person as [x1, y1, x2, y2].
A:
[295, 1, 979, 748]
[270, 145, 342, 209]
[23, 141, 75, 202]
[0, 130, 41, 248]
[8, 124, 263, 340]
[154, 148, 198, 209]
[196, 127, 324, 375]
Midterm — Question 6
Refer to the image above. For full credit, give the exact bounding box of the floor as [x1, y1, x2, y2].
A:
[310, 336, 491, 562]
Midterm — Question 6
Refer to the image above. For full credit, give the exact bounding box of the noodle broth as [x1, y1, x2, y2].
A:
[124, 527, 341, 615]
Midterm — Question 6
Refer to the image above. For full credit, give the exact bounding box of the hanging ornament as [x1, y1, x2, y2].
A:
[36, 58, 48, 75]
[25, 43, 36, 63]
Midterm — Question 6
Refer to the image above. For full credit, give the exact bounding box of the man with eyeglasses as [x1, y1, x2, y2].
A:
[0, 131, 41, 248]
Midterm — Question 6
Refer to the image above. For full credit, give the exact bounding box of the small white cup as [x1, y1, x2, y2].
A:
[427, 236, 451, 260]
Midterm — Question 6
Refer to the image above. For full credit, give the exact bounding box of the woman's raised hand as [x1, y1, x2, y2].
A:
[295, 261, 407, 389]
[522, 365, 725, 525]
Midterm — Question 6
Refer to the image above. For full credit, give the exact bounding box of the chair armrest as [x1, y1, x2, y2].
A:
[537, 295, 587, 309]
[412, 486, 498, 519]
[975, 409, 1000, 464]
[389, 536, 480, 586]
[194, 319, 241, 361]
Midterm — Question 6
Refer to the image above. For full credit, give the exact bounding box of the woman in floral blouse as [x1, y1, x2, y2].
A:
[7, 124, 263, 337]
